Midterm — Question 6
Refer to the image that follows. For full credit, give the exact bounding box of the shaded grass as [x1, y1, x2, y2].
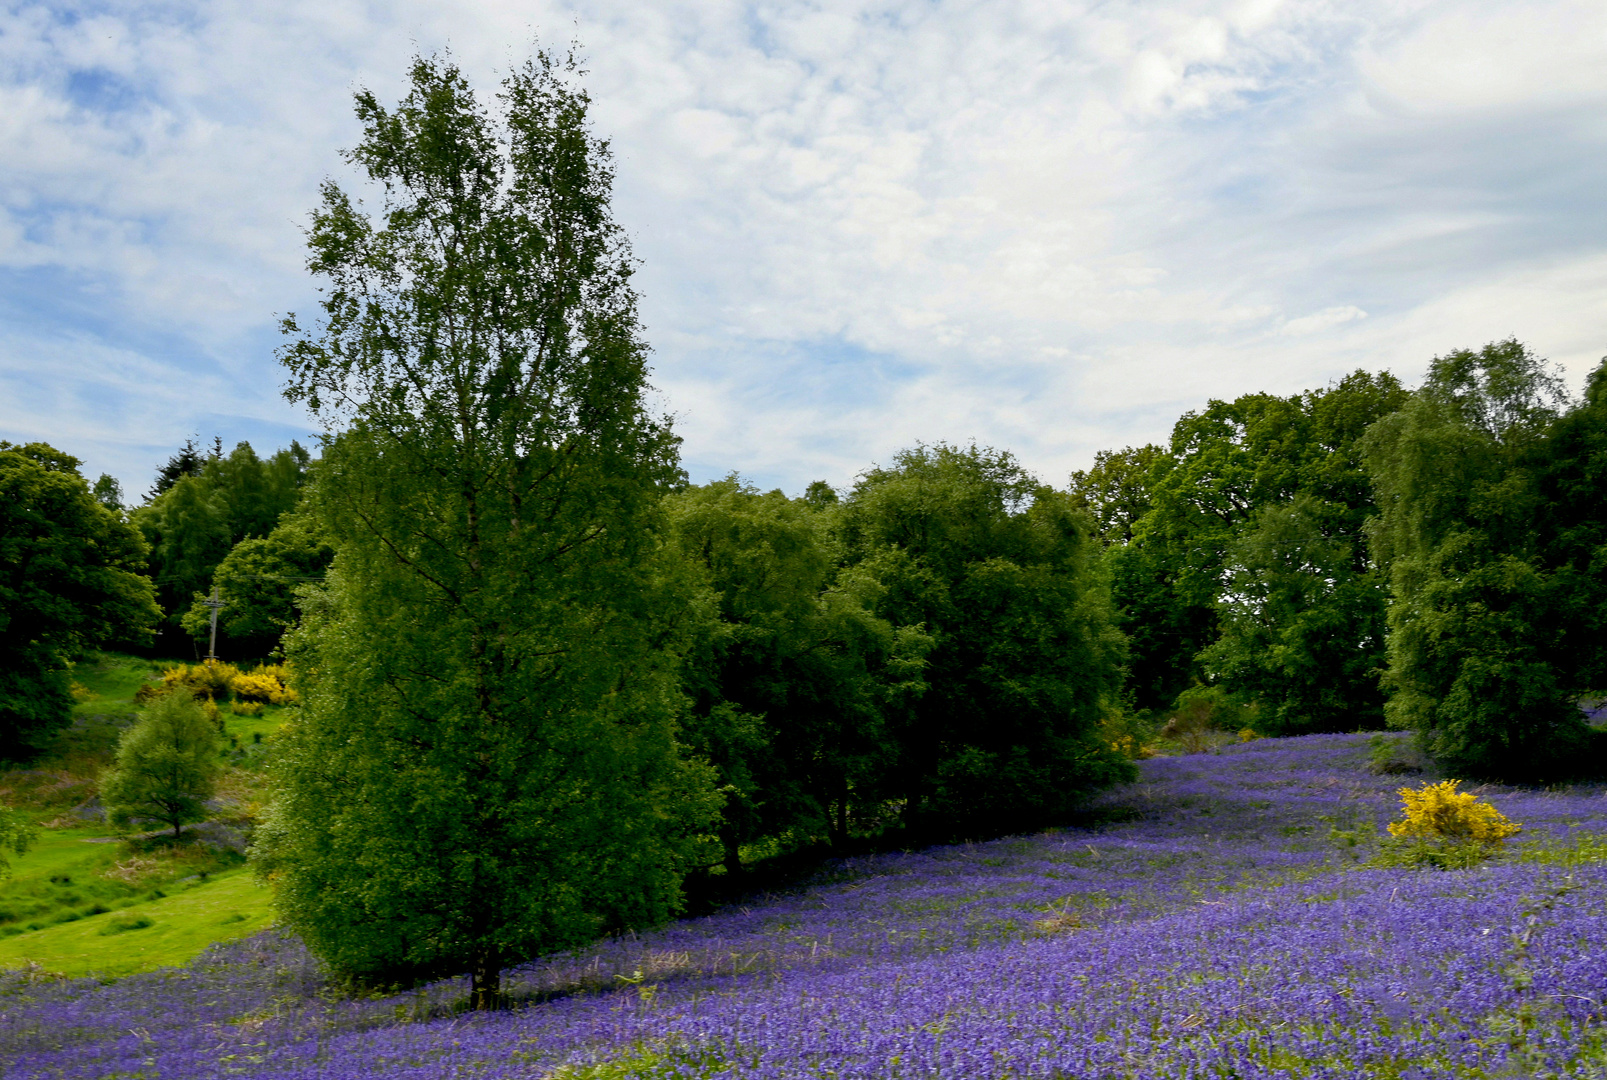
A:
[69, 653, 171, 716]
[0, 868, 274, 977]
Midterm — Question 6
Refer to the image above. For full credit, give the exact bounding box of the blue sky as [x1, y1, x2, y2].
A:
[3, 0, 1605, 498]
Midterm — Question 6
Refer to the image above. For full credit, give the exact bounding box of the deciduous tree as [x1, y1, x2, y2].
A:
[0, 442, 159, 759]
[1363, 339, 1590, 780]
[668, 477, 928, 871]
[101, 690, 220, 839]
[255, 51, 718, 1010]
[841, 444, 1130, 839]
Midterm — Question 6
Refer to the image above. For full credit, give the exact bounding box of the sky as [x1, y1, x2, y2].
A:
[2, 0, 1605, 499]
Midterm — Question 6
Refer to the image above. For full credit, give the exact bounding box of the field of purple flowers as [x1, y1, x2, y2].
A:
[6, 733, 1607, 1079]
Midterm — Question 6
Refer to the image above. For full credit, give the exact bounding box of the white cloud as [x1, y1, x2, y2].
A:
[0, 0, 1604, 496]
[1281, 305, 1366, 336]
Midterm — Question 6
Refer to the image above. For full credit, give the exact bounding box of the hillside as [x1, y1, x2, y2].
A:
[0, 653, 282, 976]
[5, 733, 1606, 1078]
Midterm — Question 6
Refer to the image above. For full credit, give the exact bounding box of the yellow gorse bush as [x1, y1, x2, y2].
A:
[160, 662, 240, 700]
[231, 665, 298, 705]
[1387, 780, 1521, 846]
[154, 661, 299, 706]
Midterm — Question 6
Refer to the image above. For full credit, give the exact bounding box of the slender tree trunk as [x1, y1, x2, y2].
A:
[470, 946, 502, 1011]
[833, 777, 849, 846]
[721, 825, 742, 879]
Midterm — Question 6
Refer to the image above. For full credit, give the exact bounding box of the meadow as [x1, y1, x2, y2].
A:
[5, 733, 1605, 1079]
[0, 653, 280, 977]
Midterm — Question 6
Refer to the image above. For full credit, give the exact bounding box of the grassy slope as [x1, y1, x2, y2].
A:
[0, 651, 284, 977]
[0, 868, 273, 977]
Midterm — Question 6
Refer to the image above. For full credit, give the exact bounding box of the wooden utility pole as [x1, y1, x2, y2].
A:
[203, 585, 225, 663]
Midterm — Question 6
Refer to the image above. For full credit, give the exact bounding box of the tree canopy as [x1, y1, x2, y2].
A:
[0, 442, 159, 760]
[841, 444, 1131, 839]
[101, 691, 221, 838]
[668, 476, 930, 870]
[1103, 371, 1406, 729]
[135, 439, 311, 648]
[1364, 340, 1595, 780]
[256, 51, 718, 1009]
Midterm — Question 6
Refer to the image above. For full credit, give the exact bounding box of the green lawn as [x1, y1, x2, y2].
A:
[0, 867, 275, 977]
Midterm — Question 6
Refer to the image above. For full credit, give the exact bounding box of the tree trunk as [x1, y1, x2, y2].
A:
[833, 778, 849, 846]
[470, 947, 502, 1011]
[721, 826, 743, 879]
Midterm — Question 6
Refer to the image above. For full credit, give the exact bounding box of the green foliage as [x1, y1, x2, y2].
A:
[1366, 731, 1429, 775]
[840, 443, 1132, 839]
[667, 476, 930, 868]
[179, 511, 333, 653]
[90, 474, 123, 511]
[135, 439, 312, 638]
[0, 442, 161, 760]
[0, 803, 34, 878]
[1067, 444, 1163, 546]
[100, 691, 221, 838]
[1363, 339, 1593, 781]
[258, 51, 720, 1009]
[1158, 684, 1257, 753]
[1532, 357, 1607, 709]
[1120, 371, 1405, 720]
[1201, 494, 1388, 735]
[147, 437, 205, 500]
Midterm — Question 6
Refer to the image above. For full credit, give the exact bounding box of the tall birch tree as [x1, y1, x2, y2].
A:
[257, 52, 717, 1009]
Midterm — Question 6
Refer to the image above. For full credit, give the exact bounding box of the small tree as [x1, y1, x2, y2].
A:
[0, 802, 33, 878]
[101, 691, 220, 838]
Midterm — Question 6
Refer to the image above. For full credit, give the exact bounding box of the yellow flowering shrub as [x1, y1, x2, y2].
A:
[1388, 780, 1521, 846]
[231, 664, 298, 705]
[160, 662, 240, 700]
[229, 700, 264, 717]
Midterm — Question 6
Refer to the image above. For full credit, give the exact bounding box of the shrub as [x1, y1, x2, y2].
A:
[1389, 780, 1521, 844]
[229, 700, 264, 717]
[159, 663, 241, 701]
[1159, 686, 1257, 754]
[1374, 779, 1521, 869]
[231, 665, 297, 705]
[1367, 732, 1429, 774]
[1099, 710, 1154, 760]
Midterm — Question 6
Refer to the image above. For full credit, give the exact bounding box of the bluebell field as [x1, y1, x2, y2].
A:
[5, 734, 1606, 1078]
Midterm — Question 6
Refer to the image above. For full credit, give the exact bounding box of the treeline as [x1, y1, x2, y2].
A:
[2, 49, 1602, 1008]
[1072, 340, 1607, 782]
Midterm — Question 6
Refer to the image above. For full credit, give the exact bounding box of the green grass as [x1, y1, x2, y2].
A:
[221, 703, 292, 746]
[0, 822, 247, 935]
[5, 820, 122, 879]
[0, 650, 294, 978]
[0, 867, 275, 976]
[69, 652, 175, 716]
